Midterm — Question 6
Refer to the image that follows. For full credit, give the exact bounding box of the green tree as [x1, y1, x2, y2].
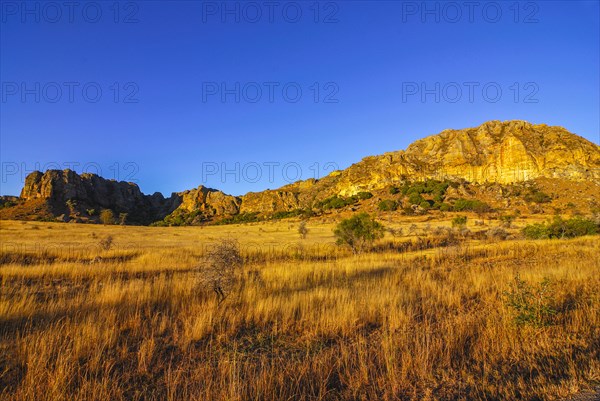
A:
[378, 199, 398, 212]
[333, 213, 384, 254]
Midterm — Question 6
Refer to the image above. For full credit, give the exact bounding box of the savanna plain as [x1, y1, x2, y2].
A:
[1, 216, 599, 401]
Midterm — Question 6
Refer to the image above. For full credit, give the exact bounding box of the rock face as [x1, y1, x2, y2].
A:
[326, 120, 600, 196]
[6, 120, 600, 224]
[176, 186, 241, 216]
[20, 170, 180, 224]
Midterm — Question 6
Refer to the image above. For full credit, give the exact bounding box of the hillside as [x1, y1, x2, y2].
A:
[2, 120, 599, 225]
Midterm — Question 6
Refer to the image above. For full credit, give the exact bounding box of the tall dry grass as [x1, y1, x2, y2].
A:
[0, 219, 598, 400]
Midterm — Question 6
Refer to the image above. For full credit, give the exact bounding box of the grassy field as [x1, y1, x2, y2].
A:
[0, 217, 599, 401]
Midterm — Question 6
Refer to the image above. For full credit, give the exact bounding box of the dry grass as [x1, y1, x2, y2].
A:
[0, 218, 599, 401]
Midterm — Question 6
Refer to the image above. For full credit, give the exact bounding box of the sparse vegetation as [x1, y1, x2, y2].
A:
[0, 217, 598, 401]
[452, 215, 468, 228]
[453, 198, 493, 213]
[522, 216, 599, 239]
[298, 220, 309, 239]
[525, 188, 552, 204]
[99, 209, 115, 225]
[198, 238, 243, 304]
[98, 234, 113, 251]
[333, 213, 384, 253]
[378, 199, 398, 212]
[504, 274, 557, 327]
[214, 212, 261, 225]
[316, 195, 357, 210]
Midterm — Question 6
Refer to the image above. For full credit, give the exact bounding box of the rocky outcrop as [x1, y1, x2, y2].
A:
[240, 190, 301, 214]
[19, 169, 180, 224]
[326, 120, 600, 196]
[175, 186, 241, 216]
[5, 120, 600, 224]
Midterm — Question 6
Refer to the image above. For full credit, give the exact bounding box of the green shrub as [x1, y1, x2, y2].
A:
[452, 215, 467, 228]
[389, 186, 400, 195]
[419, 201, 431, 210]
[356, 191, 373, 200]
[439, 203, 452, 212]
[401, 179, 450, 197]
[453, 198, 492, 213]
[215, 212, 261, 225]
[504, 274, 557, 327]
[378, 200, 398, 212]
[522, 223, 549, 239]
[271, 209, 310, 220]
[317, 196, 357, 210]
[525, 189, 552, 204]
[402, 207, 416, 215]
[522, 216, 599, 239]
[408, 193, 424, 205]
[333, 213, 384, 254]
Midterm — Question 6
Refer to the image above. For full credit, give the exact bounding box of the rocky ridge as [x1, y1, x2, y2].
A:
[3, 120, 599, 224]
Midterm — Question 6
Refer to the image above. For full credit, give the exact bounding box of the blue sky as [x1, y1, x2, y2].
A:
[1, 0, 599, 196]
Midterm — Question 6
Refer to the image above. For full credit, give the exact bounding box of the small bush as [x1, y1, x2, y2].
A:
[98, 235, 113, 251]
[356, 191, 373, 200]
[419, 200, 431, 210]
[298, 221, 309, 239]
[525, 189, 552, 204]
[452, 215, 467, 228]
[317, 196, 357, 210]
[378, 200, 398, 212]
[522, 216, 599, 239]
[487, 226, 509, 240]
[439, 203, 452, 212]
[504, 274, 557, 327]
[408, 193, 424, 206]
[334, 213, 385, 254]
[453, 198, 492, 213]
[99, 209, 115, 225]
[198, 239, 243, 304]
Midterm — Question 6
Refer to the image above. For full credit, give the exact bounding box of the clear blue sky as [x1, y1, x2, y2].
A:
[1, 0, 599, 196]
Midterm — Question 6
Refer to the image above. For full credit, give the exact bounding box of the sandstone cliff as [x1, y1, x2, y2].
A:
[18, 169, 180, 224]
[325, 120, 600, 197]
[4, 120, 600, 224]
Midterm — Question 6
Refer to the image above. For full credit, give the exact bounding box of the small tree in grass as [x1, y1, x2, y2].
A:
[99, 209, 115, 225]
[334, 213, 384, 254]
[452, 215, 467, 228]
[199, 239, 243, 304]
[298, 220, 309, 239]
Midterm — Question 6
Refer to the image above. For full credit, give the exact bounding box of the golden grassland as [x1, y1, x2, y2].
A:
[0, 216, 599, 401]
